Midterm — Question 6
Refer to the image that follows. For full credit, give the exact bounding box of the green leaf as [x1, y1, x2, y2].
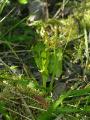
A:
[49, 49, 62, 77]
[0, 0, 8, 14]
[18, 0, 28, 4]
[56, 106, 90, 113]
[0, 101, 5, 113]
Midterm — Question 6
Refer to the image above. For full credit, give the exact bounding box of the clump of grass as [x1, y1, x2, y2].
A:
[0, 0, 90, 120]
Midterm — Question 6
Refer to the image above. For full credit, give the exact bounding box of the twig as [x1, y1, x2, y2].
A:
[0, 50, 32, 55]
[4, 107, 31, 120]
[3, 97, 47, 112]
[18, 92, 36, 120]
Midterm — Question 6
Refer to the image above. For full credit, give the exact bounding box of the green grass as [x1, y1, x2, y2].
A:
[0, 0, 90, 120]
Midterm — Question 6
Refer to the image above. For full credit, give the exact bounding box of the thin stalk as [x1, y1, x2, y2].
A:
[0, 17, 27, 39]
[42, 75, 47, 89]
[50, 75, 55, 92]
[84, 27, 89, 65]
[0, 7, 16, 23]
[3, 107, 31, 120]
[83, 27, 89, 80]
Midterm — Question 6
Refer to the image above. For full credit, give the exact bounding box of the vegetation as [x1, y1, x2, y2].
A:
[0, 0, 90, 120]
